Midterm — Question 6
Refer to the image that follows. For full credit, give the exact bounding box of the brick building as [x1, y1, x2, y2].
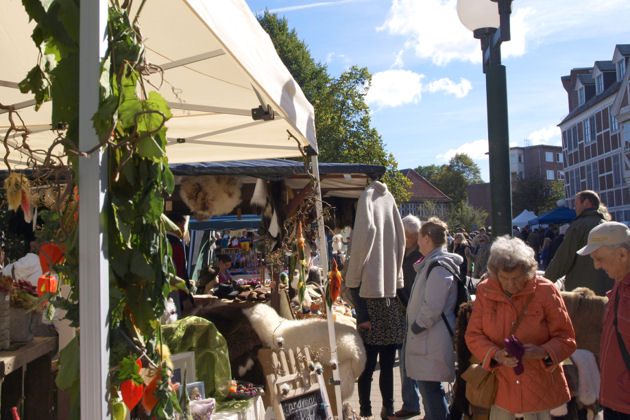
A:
[510, 144, 564, 182]
[559, 44, 630, 224]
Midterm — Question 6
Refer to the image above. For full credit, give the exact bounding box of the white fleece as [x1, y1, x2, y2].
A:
[570, 349, 600, 406]
[344, 181, 405, 298]
[244, 304, 366, 401]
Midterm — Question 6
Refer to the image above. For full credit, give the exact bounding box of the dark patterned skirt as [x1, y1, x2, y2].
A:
[360, 297, 406, 347]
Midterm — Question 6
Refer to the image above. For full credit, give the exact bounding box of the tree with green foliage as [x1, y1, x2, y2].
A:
[416, 153, 483, 207]
[257, 12, 410, 201]
[447, 204, 488, 232]
[415, 164, 441, 182]
[512, 176, 565, 215]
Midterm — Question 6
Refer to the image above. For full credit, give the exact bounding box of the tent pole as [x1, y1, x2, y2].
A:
[79, 0, 109, 418]
[311, 155, 343, 419]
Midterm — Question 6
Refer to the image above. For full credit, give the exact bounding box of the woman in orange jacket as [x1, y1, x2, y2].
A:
[465, 236, 576, 419]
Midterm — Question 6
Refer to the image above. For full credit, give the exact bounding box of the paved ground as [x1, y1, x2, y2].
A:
[345, 351, 424, 420]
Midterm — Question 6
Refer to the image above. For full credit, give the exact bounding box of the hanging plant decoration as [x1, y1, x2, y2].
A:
[12, 0, 182, 418]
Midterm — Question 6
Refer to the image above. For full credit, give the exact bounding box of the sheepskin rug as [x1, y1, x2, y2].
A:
[179, 175, 242, 221]
[244, 303, 366, 401]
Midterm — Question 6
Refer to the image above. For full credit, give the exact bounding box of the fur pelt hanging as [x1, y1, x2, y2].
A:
[179, 175, 242, 221]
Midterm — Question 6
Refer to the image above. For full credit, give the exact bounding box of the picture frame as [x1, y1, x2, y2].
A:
[170, 351, 196, 386]
[186, 381, 206, 400]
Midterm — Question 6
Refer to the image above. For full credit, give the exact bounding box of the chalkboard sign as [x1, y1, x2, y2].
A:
[280, 389, 327, 420]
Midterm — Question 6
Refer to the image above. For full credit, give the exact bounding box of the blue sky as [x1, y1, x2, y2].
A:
[245, 0, 630, 181]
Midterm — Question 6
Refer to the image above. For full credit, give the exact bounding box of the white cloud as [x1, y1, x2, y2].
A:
[436, 139, 488, 162]
[365, 70, 424, 108]
[378, 0, 478, 66]
[366, 70, 472, 109]
[392, 50, 405, 69]
[379, 0, 629, 65]
[426, 78, 472, 98]
[265, 0, 360, 13]
[325, 52, 349, 67]
[526, 125, 561, 146]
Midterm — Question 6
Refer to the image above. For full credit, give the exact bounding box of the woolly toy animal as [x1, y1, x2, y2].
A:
[244, 303, 366, 402]
[179, 175, 242, 221]
[560, 288, 607, 363]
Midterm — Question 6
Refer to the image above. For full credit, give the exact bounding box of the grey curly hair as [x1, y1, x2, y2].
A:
[487, 235, 538, 278]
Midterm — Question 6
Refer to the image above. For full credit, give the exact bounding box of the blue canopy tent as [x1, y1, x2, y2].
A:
[188, 215, 261, 231]
[528, 207, 576, 225]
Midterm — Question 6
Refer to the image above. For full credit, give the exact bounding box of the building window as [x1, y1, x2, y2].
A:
[591, 162, 599, 191]
[584, 116, 596, 143]
[611, 108, 619, 132]
[546, 170, 555, 180]
[596, 74, 604, 94]
[572, 126, 578, 150]
[623, 122, 630, 149]
[586, 164, 592, 189]
[545, 151, 554, 162]
[557, 153, 563, 163]
[617, 59, 626, 82]
[571, 168, 580, 197]
[613, 154, 623, 186]
[578, 86, 585, 105]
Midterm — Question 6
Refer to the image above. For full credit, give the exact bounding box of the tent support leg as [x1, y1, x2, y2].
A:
[311, 155, 344, 420]
[79, 0, 109, 418]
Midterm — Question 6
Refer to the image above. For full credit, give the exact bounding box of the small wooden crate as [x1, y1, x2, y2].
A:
[259, 346, 333, 420]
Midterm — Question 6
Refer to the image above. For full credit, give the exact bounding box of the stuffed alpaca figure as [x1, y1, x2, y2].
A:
[244, 303, 366, 401]
[179, 175, 242, 221]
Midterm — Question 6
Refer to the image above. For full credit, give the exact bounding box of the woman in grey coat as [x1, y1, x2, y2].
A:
[405, 217, 462, 420]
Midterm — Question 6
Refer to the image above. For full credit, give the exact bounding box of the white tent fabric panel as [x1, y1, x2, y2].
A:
[512, 209, 537, 228]
[1, 0, 317, 170]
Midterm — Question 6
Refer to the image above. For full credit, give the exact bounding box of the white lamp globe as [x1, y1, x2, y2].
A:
[457, 0, 500, 32]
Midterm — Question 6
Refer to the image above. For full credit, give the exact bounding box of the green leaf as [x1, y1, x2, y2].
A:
[161, 213, 180, 234]
[18, 66, 51, 108]
[56, 0, 79, 44]
[146, 91, 172, 120]
[118, 97, 143, 130]
[117, 355, 144, 384]
[130, 252, 154, 282]
[56, 335, 80, 390]
[50, 52, 79, 124]
[137, 135, 165, 160]
[22, 0, 48, 23]
[163, 165, 175, 193]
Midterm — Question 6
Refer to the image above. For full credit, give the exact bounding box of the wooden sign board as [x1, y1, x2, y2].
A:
[259, 346, 332, 420]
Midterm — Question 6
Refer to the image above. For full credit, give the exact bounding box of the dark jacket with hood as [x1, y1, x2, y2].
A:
[544, 208, 614, 296]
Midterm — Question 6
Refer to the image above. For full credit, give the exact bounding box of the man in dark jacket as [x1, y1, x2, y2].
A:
[545, 190, 615, 296]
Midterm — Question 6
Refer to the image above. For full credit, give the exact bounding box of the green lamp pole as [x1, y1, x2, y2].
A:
[457, 0, 513, 238]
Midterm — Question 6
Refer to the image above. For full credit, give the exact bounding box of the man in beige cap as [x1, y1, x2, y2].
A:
[577, 221, 630, 418]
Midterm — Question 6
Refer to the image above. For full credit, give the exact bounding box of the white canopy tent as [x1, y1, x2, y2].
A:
[1, 0, 344, 418]
[512, 209, 537, 228]
[1, 0, 317, 170]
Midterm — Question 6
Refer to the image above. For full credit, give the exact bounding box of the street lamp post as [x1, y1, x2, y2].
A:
[457, 0, 513, 238]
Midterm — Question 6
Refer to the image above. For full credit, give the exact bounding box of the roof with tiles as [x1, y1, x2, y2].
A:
[594, 60, 616, 72]
[400, 169, 451, 202]
[577, 73, 594, 85]
[559, 80, 621, 125]
[616, 44, 630, 55]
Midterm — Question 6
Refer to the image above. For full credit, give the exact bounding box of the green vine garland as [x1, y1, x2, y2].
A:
[16, 0, 182, 418]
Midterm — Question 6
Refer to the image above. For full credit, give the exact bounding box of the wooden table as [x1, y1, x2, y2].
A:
[0, 337, 57, 420]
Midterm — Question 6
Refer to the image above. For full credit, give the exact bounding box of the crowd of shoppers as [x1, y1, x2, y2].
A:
[344, 188, 628, 420]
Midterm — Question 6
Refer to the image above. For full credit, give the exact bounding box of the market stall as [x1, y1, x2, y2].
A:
[1, 0, 330, 418]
